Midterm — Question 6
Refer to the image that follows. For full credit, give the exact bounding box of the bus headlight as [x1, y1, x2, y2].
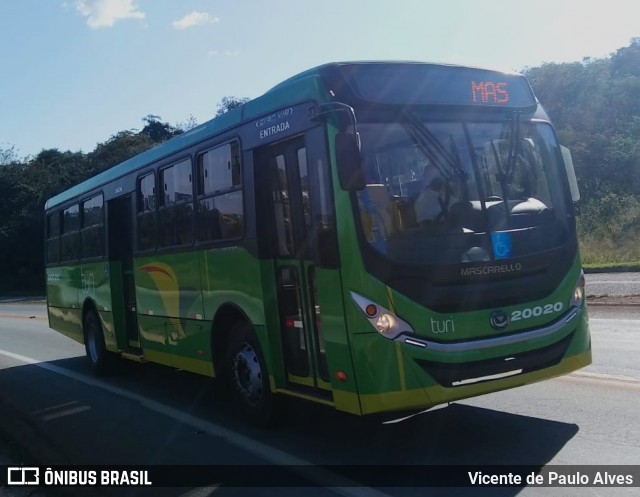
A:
[570, 272, 586, 308]
[375, 313, 396, 334]
[351, 292, 414, 339]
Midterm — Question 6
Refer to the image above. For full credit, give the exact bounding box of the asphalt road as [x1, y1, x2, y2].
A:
[586, 272, 640, 300]
[0, 290, 638, 497]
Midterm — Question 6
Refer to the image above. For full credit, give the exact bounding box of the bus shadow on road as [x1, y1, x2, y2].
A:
[268, 400, 580, 494]
[100, 357, 581, 467]
[291, 401, 580, 465]
[0, 357, 580, 495]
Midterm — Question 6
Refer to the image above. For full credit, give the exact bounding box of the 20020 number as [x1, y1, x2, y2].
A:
[511, 302, 564, 322]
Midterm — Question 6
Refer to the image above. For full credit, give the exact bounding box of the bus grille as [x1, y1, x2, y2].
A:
[414, 332, 573, 388]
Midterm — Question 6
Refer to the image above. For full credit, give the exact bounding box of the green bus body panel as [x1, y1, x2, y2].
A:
[46, 261, 117, 349]
[314, 267, 359, 394]
[199, 248, 266, 325]
[44, 61, 591, 418]
[134, 248, 264, 375]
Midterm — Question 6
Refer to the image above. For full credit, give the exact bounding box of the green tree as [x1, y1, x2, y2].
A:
[176, 114, 198, 132]
[215, 96, 250, 117]
[525, 43, 640, 201]
[610, 37, 640, 76]
[87, 130, 155, 174]
[140, 114, 182, 142]
[0, 145, 20, 166]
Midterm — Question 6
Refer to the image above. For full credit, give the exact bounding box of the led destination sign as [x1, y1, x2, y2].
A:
[338, 63, 536, 108]
[471, 81, 509, 105]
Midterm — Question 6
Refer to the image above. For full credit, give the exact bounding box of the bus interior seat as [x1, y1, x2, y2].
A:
[404, 179, 423, 198]
[365, 184, 397, 239]
[449, 201, 483, 232]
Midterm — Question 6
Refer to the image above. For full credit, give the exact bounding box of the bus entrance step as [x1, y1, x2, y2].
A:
[120, 349, 145, 362]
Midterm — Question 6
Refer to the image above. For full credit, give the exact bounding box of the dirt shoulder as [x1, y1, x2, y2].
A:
[587, 295, 640, 306]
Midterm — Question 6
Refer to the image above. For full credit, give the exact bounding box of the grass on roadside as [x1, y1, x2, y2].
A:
[579, 233, 640, 271]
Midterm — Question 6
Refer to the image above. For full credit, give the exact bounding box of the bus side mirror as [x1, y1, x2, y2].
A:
[336, 131, 365, 191]
[560, 145, 580, 203]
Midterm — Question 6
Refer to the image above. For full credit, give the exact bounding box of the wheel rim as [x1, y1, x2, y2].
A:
[232, 343, 263, 406]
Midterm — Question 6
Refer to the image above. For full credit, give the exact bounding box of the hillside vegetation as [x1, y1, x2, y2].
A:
[524, 38, 640, 267]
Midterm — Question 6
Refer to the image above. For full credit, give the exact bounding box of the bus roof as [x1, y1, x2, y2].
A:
[45, 61, 535, 210]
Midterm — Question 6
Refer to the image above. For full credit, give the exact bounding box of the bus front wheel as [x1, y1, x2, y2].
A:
[84, 311, 111, 376]
[226, 322, 276, 426]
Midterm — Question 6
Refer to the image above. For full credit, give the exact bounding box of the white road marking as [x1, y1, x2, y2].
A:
[32, 401, 80, 414]
[564, 370, 640, 390]
[569, 370, 640, 384]
[42, 405, 91, 422]
[178, 486, 220, 497]
[0, 348, 392, 497]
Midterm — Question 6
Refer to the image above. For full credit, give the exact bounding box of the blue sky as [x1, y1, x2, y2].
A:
[2, 0, 640, 158]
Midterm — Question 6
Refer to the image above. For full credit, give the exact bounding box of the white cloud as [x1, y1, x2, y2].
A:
[173, 11, 219, 30]
[75, 0, 145, 29]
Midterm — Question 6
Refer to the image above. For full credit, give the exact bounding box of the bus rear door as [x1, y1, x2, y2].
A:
[107, 194, 139, 348]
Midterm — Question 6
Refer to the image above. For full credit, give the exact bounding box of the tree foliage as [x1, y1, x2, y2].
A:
[215, 96, 250, 117]
[140, 114, 182, 142]
[524, 39, 640, 201]
[0, 145, 20, 166]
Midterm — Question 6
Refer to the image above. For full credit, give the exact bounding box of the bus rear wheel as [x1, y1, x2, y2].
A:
[226, 322, 276, 427]
[84, 311, 111, 376]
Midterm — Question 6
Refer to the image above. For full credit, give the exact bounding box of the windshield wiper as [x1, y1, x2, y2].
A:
[404, 114, 464, 180]
[506, 111, 522, 178]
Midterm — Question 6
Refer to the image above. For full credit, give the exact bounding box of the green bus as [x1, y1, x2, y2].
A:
[45, 62, 591, 424]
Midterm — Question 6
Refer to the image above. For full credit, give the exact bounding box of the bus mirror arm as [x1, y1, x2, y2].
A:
[312, 102, 357, 130]
[312, 103, 365, 191]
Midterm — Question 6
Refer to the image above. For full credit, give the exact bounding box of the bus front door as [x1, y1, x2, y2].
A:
[259, 133, 337, 399]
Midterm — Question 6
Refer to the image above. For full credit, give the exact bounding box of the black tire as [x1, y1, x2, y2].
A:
[226, 322, 277, 427]
[84, 311, 111, 376]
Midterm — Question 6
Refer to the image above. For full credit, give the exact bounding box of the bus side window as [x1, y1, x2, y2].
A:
[60, 204, 80, 261]
[81, 194, 104, 259]
[137, 172, 156, 251]
[47, 211, 61, 264]
[158, 159, 194, 247]
[196, 142, 244, 242]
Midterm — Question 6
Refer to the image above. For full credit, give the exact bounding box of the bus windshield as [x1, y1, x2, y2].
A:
[355, 119, 570, 265]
